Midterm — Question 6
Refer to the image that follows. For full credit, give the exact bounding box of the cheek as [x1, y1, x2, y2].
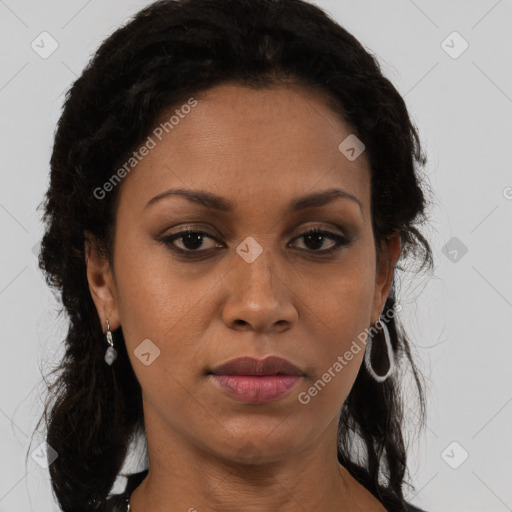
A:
[302, 249, 375, 339]
[297, 252, 374, 406]
[298, 302, 368, 419]
[113, 239, 221, 386]
[113, 229, 188, 329]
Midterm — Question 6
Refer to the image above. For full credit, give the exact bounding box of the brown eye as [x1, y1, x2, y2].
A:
[161, 229, 222, 253]
[290, 229, 349, 254]
[159, 227, 350, 260]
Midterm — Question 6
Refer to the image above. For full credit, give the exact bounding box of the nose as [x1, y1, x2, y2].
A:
[221, 246, 298, 335]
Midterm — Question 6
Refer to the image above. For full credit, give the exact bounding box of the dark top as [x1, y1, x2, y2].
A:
[101, 469, 427, 511]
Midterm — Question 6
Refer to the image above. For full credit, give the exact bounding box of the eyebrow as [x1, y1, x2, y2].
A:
[145, 187, 363, 217]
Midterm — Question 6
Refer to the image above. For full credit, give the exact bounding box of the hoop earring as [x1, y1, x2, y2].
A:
[104, 318, 118, 366]
[364, 319, 395, 382]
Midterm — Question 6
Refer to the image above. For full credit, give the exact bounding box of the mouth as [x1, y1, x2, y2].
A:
[208, 355, 305, 377]
[207, 355, 305, 403]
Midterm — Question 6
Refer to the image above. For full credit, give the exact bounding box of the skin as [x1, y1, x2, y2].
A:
[85, 82, 400, 511]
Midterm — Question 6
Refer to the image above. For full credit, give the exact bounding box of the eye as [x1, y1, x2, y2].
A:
[160, 229, 222, 254]
[290, 228, 350, 255]
[159, 227, 350, 258]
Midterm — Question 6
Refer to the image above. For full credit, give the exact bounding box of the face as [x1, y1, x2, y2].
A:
[85, 82, 400, 464]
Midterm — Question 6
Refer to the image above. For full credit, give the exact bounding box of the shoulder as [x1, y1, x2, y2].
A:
[98, 469, 149, 512]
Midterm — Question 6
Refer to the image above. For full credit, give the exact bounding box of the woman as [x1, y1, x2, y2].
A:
[35, 0, 433, 510]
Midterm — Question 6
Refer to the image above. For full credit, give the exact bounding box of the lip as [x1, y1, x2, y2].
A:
[210, 355, 305, 377]
[210, 375, 303, 402]
[208, 355, 305, 403]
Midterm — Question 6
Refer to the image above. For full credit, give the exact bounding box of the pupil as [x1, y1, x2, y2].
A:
[183, 233, 203, 250]
[304, 233, 323, 250]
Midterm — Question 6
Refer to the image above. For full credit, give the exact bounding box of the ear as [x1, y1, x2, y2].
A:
[370, 232, 401, 324]
[84, 230, 120, 332]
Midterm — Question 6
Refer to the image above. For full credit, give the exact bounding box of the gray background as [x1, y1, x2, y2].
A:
[1, 1, 511, 511]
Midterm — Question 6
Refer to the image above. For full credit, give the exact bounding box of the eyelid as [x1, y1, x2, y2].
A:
[161, 222, 347, 242]
[289, 228, 349, 253]
[159, 224, 351, 257]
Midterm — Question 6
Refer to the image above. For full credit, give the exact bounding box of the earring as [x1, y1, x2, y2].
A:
[104, 318, 118, 366]
[364, 319, 395, 382]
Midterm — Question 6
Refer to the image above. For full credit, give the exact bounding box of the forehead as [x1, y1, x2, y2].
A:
[116, 82, 371, 217]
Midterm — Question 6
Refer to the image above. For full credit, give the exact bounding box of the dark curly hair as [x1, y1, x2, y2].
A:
[32, 0, 434, 510]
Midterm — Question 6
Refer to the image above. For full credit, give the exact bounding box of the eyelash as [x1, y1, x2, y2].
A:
[159, 228, 350, 258]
